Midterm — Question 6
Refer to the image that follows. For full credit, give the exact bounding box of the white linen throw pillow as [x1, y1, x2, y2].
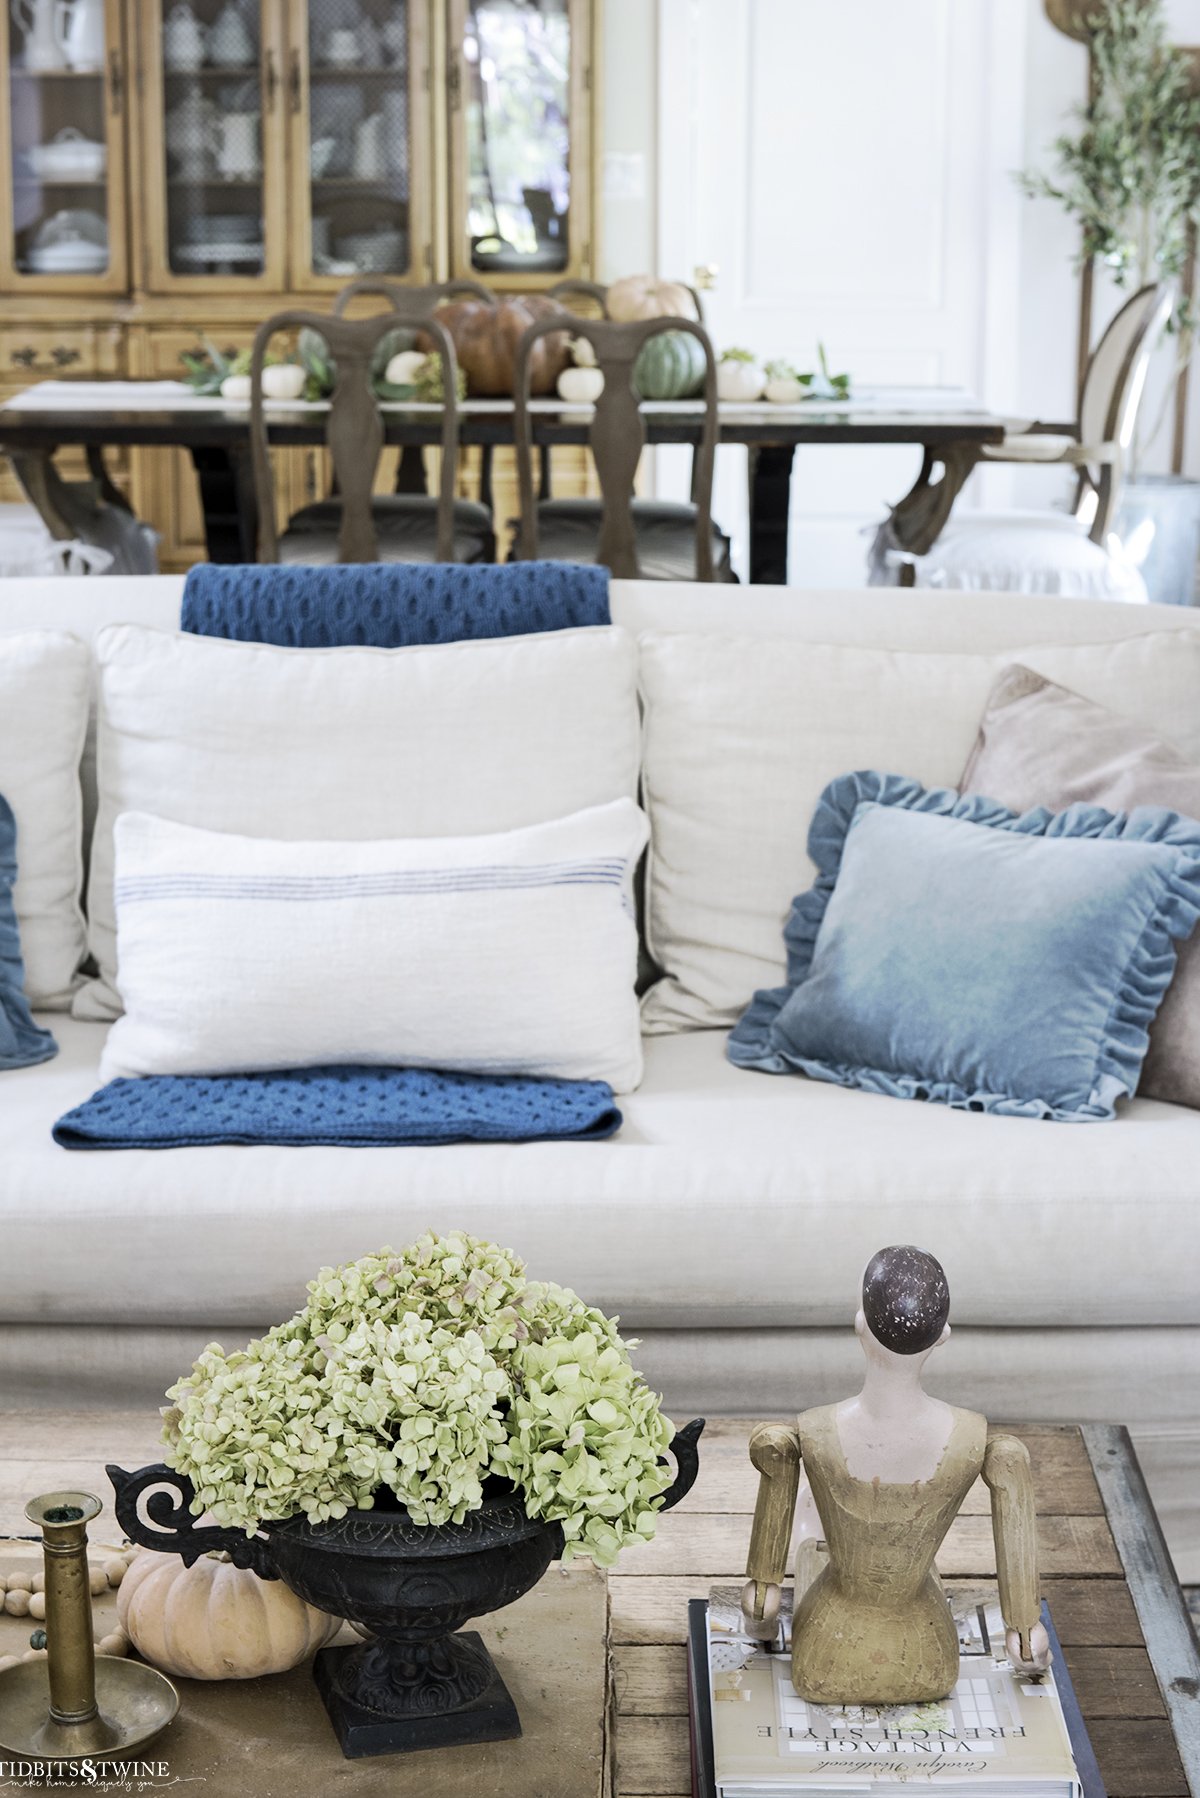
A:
[79, 623, 640, 1021]
[638, 629, 1200, 1033]
[0, 631, 89, 1008]
[101, 800, 648, 1090]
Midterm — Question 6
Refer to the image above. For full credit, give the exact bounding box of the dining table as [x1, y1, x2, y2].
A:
[0, 380, 1006, 582]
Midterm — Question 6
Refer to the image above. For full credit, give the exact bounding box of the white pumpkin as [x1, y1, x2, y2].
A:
[260, 363, 306, 401]
[384, 349, 429, 388]
[557, 365, 604, 404]
[607, 274, 697, 323]
[764, 374, 808, 405]
[717, 359, 765, 402]
[219, 373, 252, 403]
[117, 1549, 341, 1680]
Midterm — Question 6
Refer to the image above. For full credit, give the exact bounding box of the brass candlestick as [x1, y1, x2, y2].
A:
[0, 1490, 178, 1766]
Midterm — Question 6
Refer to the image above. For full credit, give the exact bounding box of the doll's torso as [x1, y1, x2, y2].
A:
[791, 1401, 988, 1705]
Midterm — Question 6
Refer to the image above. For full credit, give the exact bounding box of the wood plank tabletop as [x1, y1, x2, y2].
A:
[0, 1415, 1195, 1798]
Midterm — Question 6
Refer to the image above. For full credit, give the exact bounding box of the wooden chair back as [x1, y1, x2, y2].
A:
[249, 302, 461, 564]
[513, 314, 719, 582]
[331, 276, 494, 316]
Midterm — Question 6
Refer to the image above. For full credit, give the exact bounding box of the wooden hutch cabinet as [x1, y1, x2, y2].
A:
[0, 0, 597, 568]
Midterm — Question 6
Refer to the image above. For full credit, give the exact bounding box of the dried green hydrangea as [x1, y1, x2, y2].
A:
[162, 1232, 675, 1566]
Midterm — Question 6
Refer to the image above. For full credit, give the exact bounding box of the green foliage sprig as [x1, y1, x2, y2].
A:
[162, 1233, 675, 1566]
[1020, 0, 1200, 320]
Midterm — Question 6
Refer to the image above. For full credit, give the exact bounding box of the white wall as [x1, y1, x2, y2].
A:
[597, 0, 1200, 575]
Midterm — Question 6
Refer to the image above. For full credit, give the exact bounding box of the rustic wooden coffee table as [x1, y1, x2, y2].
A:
[1, 1418, 1196, 1797]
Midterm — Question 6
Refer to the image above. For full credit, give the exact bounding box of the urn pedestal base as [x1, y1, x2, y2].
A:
[313, 1632, 521, 1759]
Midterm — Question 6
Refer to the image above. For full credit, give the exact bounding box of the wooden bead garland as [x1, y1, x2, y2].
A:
[0, 1541, 137, 1673]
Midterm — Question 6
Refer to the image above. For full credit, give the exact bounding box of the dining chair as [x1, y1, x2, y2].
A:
[889, 283, 1174, 600]
[248, 304, 494, 565]
[511, 314, 733, 581]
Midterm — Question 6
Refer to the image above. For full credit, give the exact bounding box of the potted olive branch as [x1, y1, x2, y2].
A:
[108, 1232, 702, 1758]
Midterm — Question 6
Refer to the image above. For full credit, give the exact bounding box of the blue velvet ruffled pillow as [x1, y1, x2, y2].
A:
[0, 794, 57, 1071]
[727, 771, 1200, 1122]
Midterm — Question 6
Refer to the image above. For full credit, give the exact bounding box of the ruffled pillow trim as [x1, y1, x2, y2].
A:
[727, 771, 1200, 1122]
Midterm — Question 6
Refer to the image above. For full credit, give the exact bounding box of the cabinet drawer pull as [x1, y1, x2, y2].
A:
[288, 47, 302, 112]
[109, 47, 123, 114]
[264, 48, 279, 112]
[51, 347, 81, 367]
[10, 348, 38, 368]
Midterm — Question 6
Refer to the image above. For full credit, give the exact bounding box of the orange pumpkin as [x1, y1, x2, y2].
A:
[426, 296, 571, 397]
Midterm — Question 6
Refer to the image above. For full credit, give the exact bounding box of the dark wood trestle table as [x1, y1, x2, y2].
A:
[0, 384, 1006, 582]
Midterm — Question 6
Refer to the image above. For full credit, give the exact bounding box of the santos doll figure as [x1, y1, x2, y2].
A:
[741, 1244, 1050, 1705]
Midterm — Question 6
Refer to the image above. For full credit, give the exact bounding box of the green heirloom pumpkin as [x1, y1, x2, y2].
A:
[633, 330, 707, 400]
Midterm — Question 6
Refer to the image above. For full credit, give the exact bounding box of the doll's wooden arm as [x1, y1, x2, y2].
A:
[741, 1422, 802, 1630]
[983, 1432, 1045, 1666]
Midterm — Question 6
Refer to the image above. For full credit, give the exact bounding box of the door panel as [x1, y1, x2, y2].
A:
[0, 0, 128, 292]
[446, 0, 593, 288]
[285, 0, 434, 292]
[138, 0, 287, 293]
[656, 0, 1022, 583]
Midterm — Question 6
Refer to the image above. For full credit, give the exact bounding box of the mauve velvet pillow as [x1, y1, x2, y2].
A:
[960, 665, 1200, 1108]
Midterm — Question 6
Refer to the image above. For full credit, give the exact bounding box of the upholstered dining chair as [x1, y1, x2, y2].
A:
[890, 283, 1174, 600]
[511, 314, 733, 581]
[248, 303, 494, 565]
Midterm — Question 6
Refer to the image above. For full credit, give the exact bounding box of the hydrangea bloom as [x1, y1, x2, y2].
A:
[163, 1232, 675, 1565]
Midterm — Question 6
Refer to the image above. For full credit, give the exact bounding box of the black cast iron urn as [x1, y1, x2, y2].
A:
[108, 1418, 703, 1759]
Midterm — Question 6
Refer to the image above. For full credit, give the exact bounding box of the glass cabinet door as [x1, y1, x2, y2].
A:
[447, 0, 592, 287]
[141, 0, 286, 290]
[1, 0, 128, 290]
[286, 0, 432, 291]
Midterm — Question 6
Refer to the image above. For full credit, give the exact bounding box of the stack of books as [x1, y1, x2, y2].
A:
[687, 1586, 1104, 1798]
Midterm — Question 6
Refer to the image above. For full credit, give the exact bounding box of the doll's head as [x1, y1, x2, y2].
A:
[856, 1245, 950, 1360]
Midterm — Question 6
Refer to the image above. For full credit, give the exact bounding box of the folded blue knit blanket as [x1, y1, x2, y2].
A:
[181, 560, 611, 648]
[52, 1065, 622, 1151]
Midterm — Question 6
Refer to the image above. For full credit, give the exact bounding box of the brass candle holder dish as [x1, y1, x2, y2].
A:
[0, 1490, 178, 1766]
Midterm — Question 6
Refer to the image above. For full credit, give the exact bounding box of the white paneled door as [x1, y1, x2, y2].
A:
[656, 0, 1026, 583]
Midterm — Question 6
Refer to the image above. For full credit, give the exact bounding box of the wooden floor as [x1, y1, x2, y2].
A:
[0, 1415, 1192, 1798]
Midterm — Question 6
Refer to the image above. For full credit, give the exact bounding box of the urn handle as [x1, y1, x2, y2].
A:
[656, 1418, 705, 1512]
[106, 1463, 279, 1578]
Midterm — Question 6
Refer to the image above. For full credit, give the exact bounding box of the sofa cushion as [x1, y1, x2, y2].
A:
[0, 631, 89, 1009]
[78, 623, 640, 1021]
[639, 630, 1200, 1033]
[100, 800, 647, 1090]
[7, 1017, 1198, 1334]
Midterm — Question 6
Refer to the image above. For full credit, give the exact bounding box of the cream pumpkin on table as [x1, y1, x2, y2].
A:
[118, 1549, 341, 1681]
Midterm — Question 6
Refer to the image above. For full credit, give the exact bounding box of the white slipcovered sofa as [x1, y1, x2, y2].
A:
[2, 577, 1198, 1579]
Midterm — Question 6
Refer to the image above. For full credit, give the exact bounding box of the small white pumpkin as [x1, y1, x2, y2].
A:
[557, 365, 604, 404]
[717, 358, 765, 402]
[384, 349, 428, 388]
[117, 1549, 341, 1680]
[219, 373, 252, 403]
[764, 374, 808, 405]
[260, 363, 306, 401]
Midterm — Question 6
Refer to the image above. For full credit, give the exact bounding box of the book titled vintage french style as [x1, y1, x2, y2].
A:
[687, 1586, 1104, 1798]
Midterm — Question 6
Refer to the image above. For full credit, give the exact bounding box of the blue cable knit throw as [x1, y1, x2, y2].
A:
[181, 561, 611, 647]
[53, 1066, 622, 1150]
